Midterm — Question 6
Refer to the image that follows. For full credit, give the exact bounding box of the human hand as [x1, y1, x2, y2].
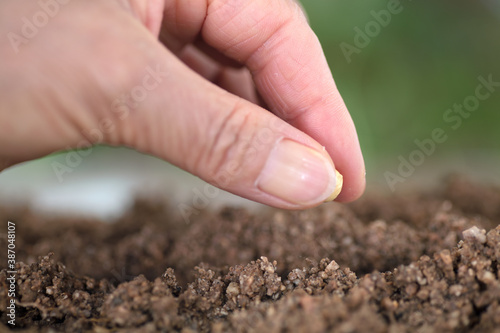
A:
[0, 0, 365, 209]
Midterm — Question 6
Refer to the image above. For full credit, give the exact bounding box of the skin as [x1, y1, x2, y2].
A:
[0, 0, 365, 209]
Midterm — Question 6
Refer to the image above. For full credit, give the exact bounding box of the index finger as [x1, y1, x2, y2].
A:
[162, 0, 366, 201]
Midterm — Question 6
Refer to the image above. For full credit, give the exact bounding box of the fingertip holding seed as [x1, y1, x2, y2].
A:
[324, 170, 343, 202]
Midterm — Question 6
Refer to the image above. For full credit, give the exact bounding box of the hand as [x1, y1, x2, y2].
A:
[0, 0, 365, 209]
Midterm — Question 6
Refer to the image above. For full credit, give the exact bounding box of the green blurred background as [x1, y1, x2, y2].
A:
[301, 0, 500, 186]
[1, 0, 499, 216]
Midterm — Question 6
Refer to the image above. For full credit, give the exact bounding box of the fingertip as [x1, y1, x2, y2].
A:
[334, 166, 366, 202]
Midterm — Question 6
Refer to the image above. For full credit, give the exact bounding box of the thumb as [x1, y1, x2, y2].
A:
[115, 50, 342, 209]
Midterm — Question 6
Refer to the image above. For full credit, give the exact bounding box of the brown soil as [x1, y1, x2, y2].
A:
[1, 175, 499, 332]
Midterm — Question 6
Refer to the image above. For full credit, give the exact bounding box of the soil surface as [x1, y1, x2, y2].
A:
[1, 175, 499, 332]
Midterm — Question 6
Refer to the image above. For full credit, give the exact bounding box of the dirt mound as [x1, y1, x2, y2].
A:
[1, 176, 499, 332]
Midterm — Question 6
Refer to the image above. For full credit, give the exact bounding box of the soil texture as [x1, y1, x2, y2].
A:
[1, 176, 499, 332]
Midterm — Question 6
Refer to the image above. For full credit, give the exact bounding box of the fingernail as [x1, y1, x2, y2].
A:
[256, 139, 338, 205]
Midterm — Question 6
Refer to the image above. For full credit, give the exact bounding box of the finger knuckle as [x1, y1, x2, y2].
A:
[197, 99, 256, 187]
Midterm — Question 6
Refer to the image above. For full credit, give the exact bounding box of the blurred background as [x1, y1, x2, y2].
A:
[303, 0, 500, 182]
[1, 0, 499, 218]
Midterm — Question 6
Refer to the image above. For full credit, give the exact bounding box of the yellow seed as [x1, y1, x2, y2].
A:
[324, 170, 343, 202]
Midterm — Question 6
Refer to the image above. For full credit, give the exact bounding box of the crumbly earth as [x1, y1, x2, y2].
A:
[0, 176, 499, 332]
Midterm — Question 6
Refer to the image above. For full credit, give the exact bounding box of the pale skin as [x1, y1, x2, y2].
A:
[0, 0, 365, 209]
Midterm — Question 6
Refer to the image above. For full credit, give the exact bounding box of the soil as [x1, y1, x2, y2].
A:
[0, 175, 499, 332]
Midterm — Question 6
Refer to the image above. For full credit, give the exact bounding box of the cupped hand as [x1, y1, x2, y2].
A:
[0, 0, 365, 209]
